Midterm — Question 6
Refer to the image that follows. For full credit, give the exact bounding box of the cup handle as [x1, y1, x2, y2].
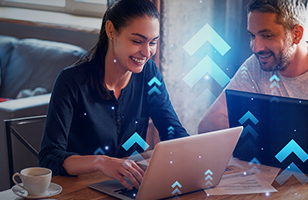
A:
[12, 173, 25, 190]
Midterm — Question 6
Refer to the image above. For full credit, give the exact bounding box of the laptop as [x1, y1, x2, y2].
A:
[226, 89, 308, 173]
[89, 126, 243, 200]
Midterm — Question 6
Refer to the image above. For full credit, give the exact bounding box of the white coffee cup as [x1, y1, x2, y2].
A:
[12, 167, 52, 196]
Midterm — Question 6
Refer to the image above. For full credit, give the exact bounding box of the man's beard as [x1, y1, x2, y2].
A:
[258, 36, 295, 72]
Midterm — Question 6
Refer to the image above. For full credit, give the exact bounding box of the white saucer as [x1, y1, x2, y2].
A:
[12, 182, 62, 199]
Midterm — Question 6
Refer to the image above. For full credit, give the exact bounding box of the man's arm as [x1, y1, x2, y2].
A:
[198, 55, 261, 134]
[198, 92, 228, 133]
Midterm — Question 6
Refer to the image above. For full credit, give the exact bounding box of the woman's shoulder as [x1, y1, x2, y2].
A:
[142, 59, 160, 76]
[59, 61, 94, 82]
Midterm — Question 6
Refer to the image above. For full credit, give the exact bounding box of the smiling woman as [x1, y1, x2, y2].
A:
[38, 0, 188, 192]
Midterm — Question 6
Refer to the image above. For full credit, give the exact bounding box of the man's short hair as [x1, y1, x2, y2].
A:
[247, 0, 306, 30]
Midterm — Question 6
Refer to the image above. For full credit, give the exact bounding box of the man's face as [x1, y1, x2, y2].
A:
[247, 11, 295, 71]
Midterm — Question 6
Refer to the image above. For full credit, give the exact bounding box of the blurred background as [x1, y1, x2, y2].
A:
[0, 0, 307, 191]
[0, 0, 308, 134]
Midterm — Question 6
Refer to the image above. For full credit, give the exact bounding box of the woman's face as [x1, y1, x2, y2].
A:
[111, 16, 160, 73]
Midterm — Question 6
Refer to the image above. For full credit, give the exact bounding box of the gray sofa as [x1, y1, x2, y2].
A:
[0, 35, 86, 191]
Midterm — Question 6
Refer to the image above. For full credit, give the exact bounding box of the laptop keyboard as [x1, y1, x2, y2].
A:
[114, 187, 138, 199]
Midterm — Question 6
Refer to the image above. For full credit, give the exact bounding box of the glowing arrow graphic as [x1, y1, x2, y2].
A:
[205, 181, 213, 187]
[172, 181, 182, 188]
[269, 74, 280, 82]
[205, 175, 213, 181]
[147, 76, 162, 87]
[171, 181, 182, 196]
[249, 157, 261, 166]
[122, 132, 149, 151]
[171, 188, 182, 195]
[238, 111, 259, 125]
[270, 82, 279, 89]
[183, 55, 230, 88]
[241, 66, 247, 71]
[148, 86, 162, 95]
[249, 165, 261, 174]
[275, 139, 308, 163]
[183, 23, 230, 56]
[94, 147, 105, 155]
[241, 125, 259, 138]
[270, 97, 280, 103]
[124, 150, 148, 165]
[205, 169, 213, 175]
[275, 162, 308, 185]
[168, 126, 174, 131]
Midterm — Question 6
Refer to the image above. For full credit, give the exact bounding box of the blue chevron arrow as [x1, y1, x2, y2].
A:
[249, 157, 261, 166]
[249, 165, 261, 174]
[270, 82, 279, 89]
[239, 138, 258, 152]
[125, 150, 149, 165]
[94, 156, 105, 163]
[205, 175, 213, 181]
[184, 88, 217, 114]
[205, 169, 213, 175]
[172, 181, 182, 188]
[275, 139, 308, 163]
[148, 86, 161, 96]
[241, 125, 259, 138]
[270, 97, 280, 103]
[242, 75, 248, 79]
[148, 96, 160, 105]
[147, 76, 162, 87]
[183, 23, 230, 56]
[168, 135, 174, 139]
[94, 147, 105, 155]
[241, 66, 247, 71]
[270, 74, 280, 82]
[122, 132, 149, 151]
[168, 126, 174, 131]
[205, 181, 213, 187]
[238, 111, 259, 125]
[172, 188, 182, 195]
[275, 162, 308, 185]
[270, 88, 279, 95]
[183, 55, 230, 88]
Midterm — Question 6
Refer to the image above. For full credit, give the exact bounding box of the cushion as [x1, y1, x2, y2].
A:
[0, 38, 86, 98]
[0, 35, 18, 87]
[16, 87, 48, 99]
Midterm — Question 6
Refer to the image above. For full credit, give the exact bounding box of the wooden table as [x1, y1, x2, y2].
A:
[51, 168, 308, 200]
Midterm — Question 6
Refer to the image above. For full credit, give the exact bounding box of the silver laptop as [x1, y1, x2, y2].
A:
[89, 126, 243, 200]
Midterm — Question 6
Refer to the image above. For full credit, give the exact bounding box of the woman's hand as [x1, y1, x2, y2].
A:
[63, 155, 145, 190]
[94, 156, 145, 190]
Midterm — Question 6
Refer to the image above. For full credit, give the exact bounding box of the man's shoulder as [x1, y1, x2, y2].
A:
[242, 54, 260, 70]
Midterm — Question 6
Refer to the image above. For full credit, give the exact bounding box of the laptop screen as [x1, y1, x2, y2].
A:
[226, 89, 308, 173]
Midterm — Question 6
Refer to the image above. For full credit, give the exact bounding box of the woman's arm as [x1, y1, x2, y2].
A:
[146, 61, 189, 139]
[63, 155, 144, 189]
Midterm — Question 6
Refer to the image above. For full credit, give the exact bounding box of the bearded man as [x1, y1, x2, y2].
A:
[198, 0, 308, 133]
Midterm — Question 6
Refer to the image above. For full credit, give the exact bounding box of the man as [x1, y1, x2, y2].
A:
[198, 0, 308, 133]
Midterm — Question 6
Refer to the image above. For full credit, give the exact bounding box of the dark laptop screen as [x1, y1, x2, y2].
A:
[226, 89, 308, 173]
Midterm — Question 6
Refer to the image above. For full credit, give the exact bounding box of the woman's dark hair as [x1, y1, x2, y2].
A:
[77, 0, 160, 100]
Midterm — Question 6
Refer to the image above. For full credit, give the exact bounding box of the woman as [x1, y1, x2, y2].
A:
[39, 0, 188, 190]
